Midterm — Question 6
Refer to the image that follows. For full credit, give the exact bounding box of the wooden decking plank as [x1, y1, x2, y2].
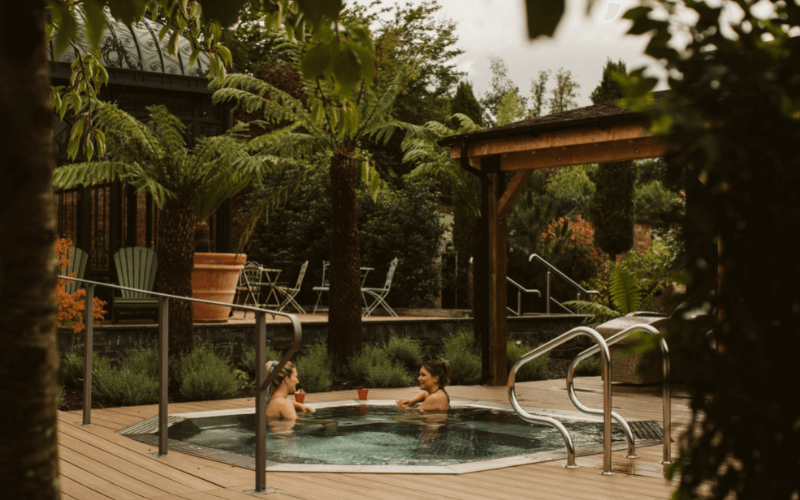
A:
[58, 429, 220, 492]
[58, 474, 117, 500]
[59, 459, 147, 500]
[315, 473, 429, 499]
[267, 474, 381, 500]
[358, 473, 505, 500]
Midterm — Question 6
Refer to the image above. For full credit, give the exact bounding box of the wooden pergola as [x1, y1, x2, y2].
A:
[439, 100, 667, 386]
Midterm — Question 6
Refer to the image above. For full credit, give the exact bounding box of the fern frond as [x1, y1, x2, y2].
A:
[94, 100, 163, 157]
[147, 105, 187, 157]
[563, 300, 621, 324]
[53, 161, 134, 189]
[609, 266, 641, 315]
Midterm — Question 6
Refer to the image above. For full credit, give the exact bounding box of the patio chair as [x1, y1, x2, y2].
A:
[275, 261, 308, 314]
[236, 261, 262, 318]
[112, 247, 158, 323]
[362, 257, 399, 317]
[312, 260, 330, 313]
[63, 246, 89, 294]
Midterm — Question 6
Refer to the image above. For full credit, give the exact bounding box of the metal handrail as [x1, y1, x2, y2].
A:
[528, 253, 599, 313]
[506, 277, 541, 316]
[58, 275, 302, 494]
[566, 323, 672, 464]
[549, 297, 574, 315]
[508, 326, 615, 474]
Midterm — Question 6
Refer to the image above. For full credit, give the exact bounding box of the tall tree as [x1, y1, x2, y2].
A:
[549, 67, 580, 114]
[451, 81, 484, 127]
[212, 36, 414, 366]
[495, 89, 526, 126]
[528, 69, 550, 118]
[0, 1, 60, 498]
[587, 59, 634, 261]
[481, 56, 525, 125]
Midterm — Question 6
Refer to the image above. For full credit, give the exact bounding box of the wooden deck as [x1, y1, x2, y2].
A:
[58, 378, 695, 499]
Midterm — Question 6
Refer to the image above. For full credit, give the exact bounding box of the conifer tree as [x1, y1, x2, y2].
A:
[451, 81, 484, 127]
[588, 59, 635, 261]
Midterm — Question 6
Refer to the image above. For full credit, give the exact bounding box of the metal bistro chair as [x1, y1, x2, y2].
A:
[236, 261, 263, 318]
[362, 257, 399, 317]
[275, 261, 309, 314]
[312, 261, 330, 314]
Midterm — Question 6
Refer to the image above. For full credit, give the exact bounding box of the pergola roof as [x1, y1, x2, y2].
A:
[441, 94, 667, 172]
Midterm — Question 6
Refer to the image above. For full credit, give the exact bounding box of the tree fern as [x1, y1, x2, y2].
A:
[609, 266, 641, 315]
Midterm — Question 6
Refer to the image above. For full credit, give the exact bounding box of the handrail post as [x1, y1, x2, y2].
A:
[660, 340, 672, 464]
[600, 350, 613, 475]
[81, 284, 95, 426]
[254, 312, 267, 492]
[546, 271, 551, 314]
[517, 289, 522, 316]
[157, 297, 169, 456]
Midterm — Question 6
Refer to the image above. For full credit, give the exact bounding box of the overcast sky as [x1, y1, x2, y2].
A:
[403, 0, 668, 108]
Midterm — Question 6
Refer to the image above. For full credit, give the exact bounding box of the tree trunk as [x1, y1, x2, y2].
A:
[327, 152, 362, 367]
[156, 204, 196, 356]
[0, 2, 61, 498]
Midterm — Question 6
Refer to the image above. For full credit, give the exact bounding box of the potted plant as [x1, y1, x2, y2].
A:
[294, 388, 306, 404]
[357, 387, 369, 400]
[54, 102, 279, 353]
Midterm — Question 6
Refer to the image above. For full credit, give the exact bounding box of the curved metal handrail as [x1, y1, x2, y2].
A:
[506, 277, 541, 316]
[58, 275, 302, 493]
[508, 326, 614, 474]
[566, 323, 672, 464]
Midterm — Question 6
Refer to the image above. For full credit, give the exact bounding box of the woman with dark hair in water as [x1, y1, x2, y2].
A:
[396, 359, 451, 411]
[265, 361, 315, 419]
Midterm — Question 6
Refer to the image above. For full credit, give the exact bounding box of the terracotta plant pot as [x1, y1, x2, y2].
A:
[294, 392, 305, 404]
[357, 389, 369, 400]
[192, 253, 247, 322]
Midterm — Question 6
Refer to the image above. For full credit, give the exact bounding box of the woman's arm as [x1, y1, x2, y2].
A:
[397, 391, 428, 407]
[292, 400, 315, 412]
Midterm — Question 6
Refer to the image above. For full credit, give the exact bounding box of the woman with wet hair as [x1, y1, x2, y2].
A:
[396, 359, 451, 411]
[266, 361, 315, 419]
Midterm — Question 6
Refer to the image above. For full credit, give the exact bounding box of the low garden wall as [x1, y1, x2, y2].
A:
[57, 313, 590, 365]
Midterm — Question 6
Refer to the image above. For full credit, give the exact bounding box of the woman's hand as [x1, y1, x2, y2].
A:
[300, 405, 315, 413]
[396, 398, 411, 407]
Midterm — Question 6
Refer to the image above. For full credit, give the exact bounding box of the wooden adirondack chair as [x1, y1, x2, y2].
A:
[63, 246, 89, 294]
[112, 247, 158, 323]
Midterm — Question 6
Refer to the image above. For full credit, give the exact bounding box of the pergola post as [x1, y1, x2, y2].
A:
[483, 155, 508, 386]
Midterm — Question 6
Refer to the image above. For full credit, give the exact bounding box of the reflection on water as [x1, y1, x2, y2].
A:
[167, 406, 627, 466]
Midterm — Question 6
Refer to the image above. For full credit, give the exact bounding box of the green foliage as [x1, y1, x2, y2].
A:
[588, 161, 636, 260]
[295, 343, 333, 393]
[61, 351, 88, 389]
[507, 341, 549, 382]
[495, 90, 526, 126]
[528, 70, 550, 118]
[451, 81, 484, 127]
[383, 336, 423, 373]
[574, 354, 602, 377]
[92, 349, 158, 407]
[481, 56, 525, 126]
[548, 68, 580, 114]
[240, 344, 282, 377]
[545, 166, 596, 217]
[348, 344, 411, 388]
[590, 59, 627, 105]
[442, 330, 481, 385]
[634, 180, 684, 222]
[242, 167, 444, 308]
[178, 346, 237, 401]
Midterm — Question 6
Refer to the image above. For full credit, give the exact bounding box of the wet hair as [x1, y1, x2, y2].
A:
[421, 359, 451, 388]
[265, 361, 295, 390]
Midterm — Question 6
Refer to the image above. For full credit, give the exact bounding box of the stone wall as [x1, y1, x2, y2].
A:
[57, 314, 590, 365]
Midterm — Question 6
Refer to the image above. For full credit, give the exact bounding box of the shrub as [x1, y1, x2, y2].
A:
[507, 341, 549, 382]
[179, 346, 237, 401]
[348, 344, 411, 388]
[240, 344, 282, 377]
[123, 345, 159, 381]
[57, 386, 64, 408]
[442, 330, 481, 385]
[574, 354, 602, 376]
[93, 351, 158, 407]
[61, 351, 88, 389]
[383, 336, 422, 372]
[295, 343, 333, 393]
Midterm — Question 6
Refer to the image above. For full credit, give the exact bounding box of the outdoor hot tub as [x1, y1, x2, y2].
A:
[119, 400, 665, 473]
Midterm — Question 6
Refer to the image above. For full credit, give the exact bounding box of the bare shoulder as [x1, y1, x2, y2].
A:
[267, 397, 297, 419]
[419, 391, 449, 411]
